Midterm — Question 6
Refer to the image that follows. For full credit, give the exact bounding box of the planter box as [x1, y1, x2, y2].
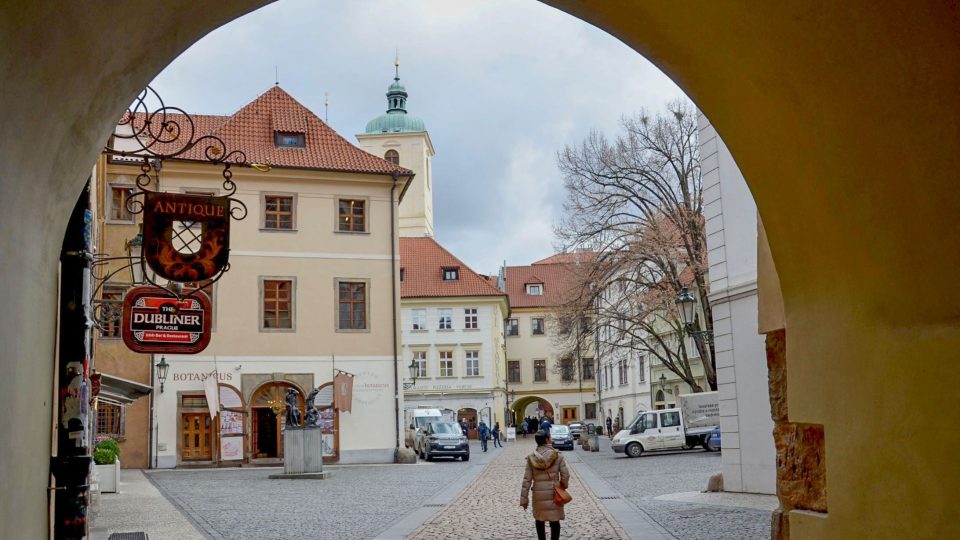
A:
[94, 460, 120, 493]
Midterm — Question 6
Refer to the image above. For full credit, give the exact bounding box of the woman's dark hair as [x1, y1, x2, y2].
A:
[534, 429, 551, 445]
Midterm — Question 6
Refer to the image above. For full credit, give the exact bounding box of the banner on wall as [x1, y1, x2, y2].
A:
[203, 372, 219, 420]
[220, 436, 243, 461]
[334, 373, 354, 413]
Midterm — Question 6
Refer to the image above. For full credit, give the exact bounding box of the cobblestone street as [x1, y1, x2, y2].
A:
[574, 437, 773, 540]
[407, 439, 627, 540]
[99, 438, 775, 540]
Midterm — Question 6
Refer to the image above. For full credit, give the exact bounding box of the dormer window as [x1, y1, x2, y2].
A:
[526, 283, 543, 295]
[442, 267, 459, 281]
[274, 131, 305, 148]
[385, 149, 399, 165]
[400, 268, 405, 282]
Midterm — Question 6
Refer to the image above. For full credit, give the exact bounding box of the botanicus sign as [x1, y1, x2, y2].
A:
[122, 286, 212, 354]
[143, 192, 230, 282]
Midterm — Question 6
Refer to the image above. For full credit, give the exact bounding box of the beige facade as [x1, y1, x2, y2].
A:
[506, 307, 598, 426]
[357, 131, 435, 238]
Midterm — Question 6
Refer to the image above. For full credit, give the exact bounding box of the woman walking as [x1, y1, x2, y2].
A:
[520, 430, 570, 540]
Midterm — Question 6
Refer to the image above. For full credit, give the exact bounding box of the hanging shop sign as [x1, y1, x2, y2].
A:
[142, 192, 230, 282]
[121, 286, 212, 353]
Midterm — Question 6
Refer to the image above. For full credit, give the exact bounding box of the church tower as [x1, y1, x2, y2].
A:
[357, 58, 435, 237]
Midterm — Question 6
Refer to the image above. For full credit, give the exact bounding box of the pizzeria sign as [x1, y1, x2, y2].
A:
[122, 286, 212, 354]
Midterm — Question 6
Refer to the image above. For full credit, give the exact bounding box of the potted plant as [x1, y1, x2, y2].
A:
[93, 438, 121, 493]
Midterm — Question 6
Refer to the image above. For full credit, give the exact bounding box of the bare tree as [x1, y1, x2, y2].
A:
[552, 101, 716, 392]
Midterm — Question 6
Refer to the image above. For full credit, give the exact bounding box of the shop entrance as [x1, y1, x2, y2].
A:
[457, 408, 478, 439]
[250, 381, 304, 460]
[181, 413, 213, 461]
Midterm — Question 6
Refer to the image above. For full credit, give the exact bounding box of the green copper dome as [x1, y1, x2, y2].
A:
[365, 65, 426, 134]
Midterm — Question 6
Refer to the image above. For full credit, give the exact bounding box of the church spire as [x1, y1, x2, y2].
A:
[386, 55, 408, 113]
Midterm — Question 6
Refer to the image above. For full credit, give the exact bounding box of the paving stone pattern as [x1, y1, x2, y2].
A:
[575, 438, 772, 540]
[407, 439, 627, 540]
[146, 458, 485, 540]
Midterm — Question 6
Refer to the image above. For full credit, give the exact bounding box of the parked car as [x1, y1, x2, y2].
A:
[568, 422, 584, 440]
[550, 425, 575, 450]
[705, 426, 721, 452]
[415, 421, 470, 461]
[611, 392, 720, 458]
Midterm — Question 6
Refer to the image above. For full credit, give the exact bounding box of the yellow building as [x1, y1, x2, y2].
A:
[94, 86, 413, 466]
[504, 255, 598, 426]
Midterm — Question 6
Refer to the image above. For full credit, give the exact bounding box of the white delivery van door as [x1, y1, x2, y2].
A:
[637, 412, 663, 450]
[658, 410, 684, 449]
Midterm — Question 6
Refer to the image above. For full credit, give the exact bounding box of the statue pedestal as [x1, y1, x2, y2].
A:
[268, 428, 331, 480]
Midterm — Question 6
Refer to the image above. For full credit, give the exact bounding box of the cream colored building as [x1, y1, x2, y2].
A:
[399, 237, 509, 435]
[96, 86, 413, 466]
[503, 256, 598, 426]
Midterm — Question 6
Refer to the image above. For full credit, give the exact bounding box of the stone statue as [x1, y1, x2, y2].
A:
[285, 388, 301, 428]
[304, 387, 321, 427]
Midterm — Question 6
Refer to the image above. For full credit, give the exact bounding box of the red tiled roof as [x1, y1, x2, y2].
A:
[532, 252, 597, 265]
[123, 86, 411, 176]
[400, 238, 507, 299]
[504, 262, 580, 309]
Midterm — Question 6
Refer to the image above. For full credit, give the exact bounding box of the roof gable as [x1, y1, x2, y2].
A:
[400, 238, 506, 299]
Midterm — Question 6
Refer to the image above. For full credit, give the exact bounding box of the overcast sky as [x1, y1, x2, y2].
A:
[149, 0, 686, 275]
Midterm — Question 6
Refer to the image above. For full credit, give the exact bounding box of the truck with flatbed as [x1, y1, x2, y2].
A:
[611, 391, 720, 458]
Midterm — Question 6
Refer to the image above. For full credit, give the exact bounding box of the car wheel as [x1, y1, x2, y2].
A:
[705, 435, 720, 452]
[626, 442, 643, 458]
[461, 454, 470, 462]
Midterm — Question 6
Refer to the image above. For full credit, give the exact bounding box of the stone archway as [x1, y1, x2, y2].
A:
[4, 3, 960, 538]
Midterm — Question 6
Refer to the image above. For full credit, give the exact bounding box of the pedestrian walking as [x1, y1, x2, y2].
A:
[540, 416, 551, 432]
[461, 419, 468, 437]
[492, 422, 502, 448]
[478, 420, 490, 452]
[520, 430, 570, 540]
[606, 417, 613, 439]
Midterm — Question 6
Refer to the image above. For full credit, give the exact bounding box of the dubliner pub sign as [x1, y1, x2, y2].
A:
[122, 286, 212, 354]
[142, 192, 230, 282]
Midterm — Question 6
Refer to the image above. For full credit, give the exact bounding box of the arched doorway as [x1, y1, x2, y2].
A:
[249, 381, 304, 461]
[510, 396, 554, 433]
[457, 407, 478, 439]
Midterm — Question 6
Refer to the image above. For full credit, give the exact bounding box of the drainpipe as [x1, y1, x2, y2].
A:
[391, 172, 401, 451]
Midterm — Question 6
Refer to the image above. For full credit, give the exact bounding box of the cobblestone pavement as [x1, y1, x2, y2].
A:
[574, 437, 772, 540]
[144, 445, 495, 540]
[407, 439, 628, 540]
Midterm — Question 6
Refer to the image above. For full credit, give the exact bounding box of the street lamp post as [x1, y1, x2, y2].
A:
[403, 358, 418, 390]
[156, 355, 169, 393]
[675, 287, 714, 344]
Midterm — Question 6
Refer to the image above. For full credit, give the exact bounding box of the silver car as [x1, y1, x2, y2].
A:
[550, 425, 575, 451]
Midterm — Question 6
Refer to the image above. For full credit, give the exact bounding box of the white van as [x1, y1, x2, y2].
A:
[404, 408, 443, 451]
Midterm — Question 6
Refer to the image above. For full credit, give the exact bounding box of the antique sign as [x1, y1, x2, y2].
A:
[121, 286, 212, 353]
[142, 192, 230, 282]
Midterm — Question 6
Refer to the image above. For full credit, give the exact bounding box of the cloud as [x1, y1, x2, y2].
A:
[149, 0, 687, 273]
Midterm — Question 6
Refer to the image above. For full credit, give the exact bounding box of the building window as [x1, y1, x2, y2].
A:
[338, 199, 366, 232]
[96, 402, 124, 438]
[534, 359, 547, 382]
[413, 350, 427, 378]
[263, 194, 295, 230]
[561, 358, 574, 382]
[411, 309, 426, 330]
[526, 283, 543, 295]
[506, 318, 519, 336]
[638, 357, 645, 382]
[465, 350, 479, 376]
[582, 358, 595, 380]
[384, 149, 400, 164]
[531, 317, 545, 335]
[584, 403, 597, 419]
[109, 185, 134, 222]
[442, 267, 459, 281]
[337, 281, 367, 330]
[261, 279, 294, 330]
[99, 284, 125, 338]
[439, 351, 454, 377]
[400, 268, 405, 282]
[438, 308, 452, 330]
[464, 308, 478, 329]
[620, 360, 629, 385]
[275, 131, 305, 148]
[508, 360, 521, 383]
[181, 395, 208, 408]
